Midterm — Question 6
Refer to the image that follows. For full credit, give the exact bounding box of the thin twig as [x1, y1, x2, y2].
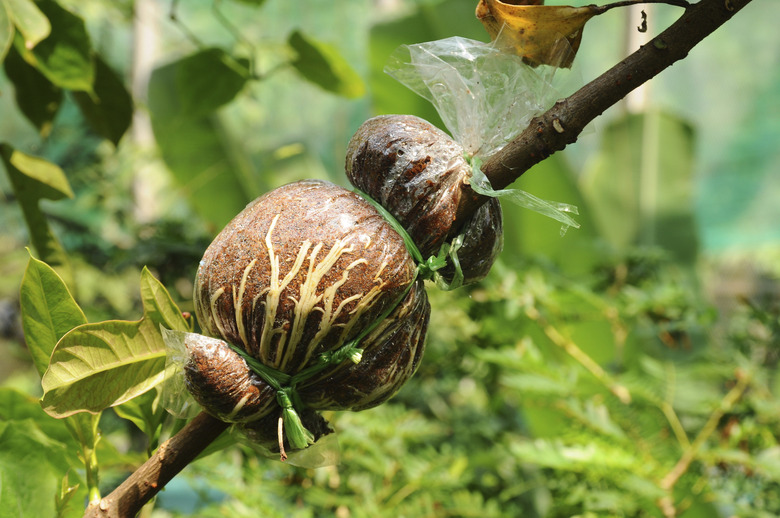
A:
[656, 370, 751, 517]
[526, 305, 631, 404]
[592, 0, 691, 15]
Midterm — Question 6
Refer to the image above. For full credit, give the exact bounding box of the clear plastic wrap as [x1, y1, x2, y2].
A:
[385, 36, 580, 233]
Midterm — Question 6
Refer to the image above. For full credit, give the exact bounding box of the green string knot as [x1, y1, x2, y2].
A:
[276, 389, 315, 450]
[320, 343, 364, 365]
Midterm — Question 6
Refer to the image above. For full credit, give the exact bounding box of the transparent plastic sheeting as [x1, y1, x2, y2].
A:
[385, 37, 580, 234]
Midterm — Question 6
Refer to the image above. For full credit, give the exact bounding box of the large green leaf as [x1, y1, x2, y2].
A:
[0, 2, 13, 61]
[40, 268, 188, 417]
[20, 252, 87, 378]
[288, 30, 365, 99]
[0, 144, 73, 286]
[72, 55, 133, 145]
[3, 45, 62, 135]
[3, 0, 50, 49]
[13, 0, 93, 92]
[148, 48, 254, 229]
[150, 48, 249, 121]
[0, 420, 78, 518]
[580, 111, 698, 263]
[501, 153, 599, 274]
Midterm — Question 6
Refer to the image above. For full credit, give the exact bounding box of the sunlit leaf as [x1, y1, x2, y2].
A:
[19, 252, 87, 378]
[72, 56, 133, 145]
[3, 0, 50, 49]
[40, 269, 188, 418]
[288, 30, 365, 99]
[0, 144, 73, 286]
[3, 45, 62, 136]
[476, 0, 597, 67]
[13, 0, 93, 92]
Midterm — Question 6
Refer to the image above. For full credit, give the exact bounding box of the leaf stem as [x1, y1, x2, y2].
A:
[592, 0, 691, 15]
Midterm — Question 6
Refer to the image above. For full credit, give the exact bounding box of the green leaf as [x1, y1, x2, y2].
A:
[148, 48, 254, 229]
[3, 0, 50, 49]
[3, 45, 62, 136]
[229, 0, 267, 5]
[150, 48, 249, 121]
[288, 30, 365, 99]
[139, 266, 189, 331]
[0, 2, 13, 62]
[501, 154, 599, 275]
[114, 387, 166, 444]
[13, 0, 93, 92]
[20, 252, 87, 378]
[0, 144, 73, 286]
[580, 111, 698, 262]
[0, 420, 77, 518]
[40, 269, 188, 417]
[72, 55, 133, 145]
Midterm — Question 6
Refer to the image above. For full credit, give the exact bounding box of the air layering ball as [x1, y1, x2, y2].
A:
[187, 180, 429, 446]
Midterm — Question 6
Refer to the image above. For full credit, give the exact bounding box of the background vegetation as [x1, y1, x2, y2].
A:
[1, 0, 779, 517]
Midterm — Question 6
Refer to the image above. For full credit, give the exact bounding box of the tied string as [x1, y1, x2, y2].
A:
[228, 189, 465, 454]
[353, 188, 465, 291]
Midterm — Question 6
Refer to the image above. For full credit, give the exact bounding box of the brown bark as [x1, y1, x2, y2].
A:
[83, 412, 229, 518]
[454, 0, 755, 227]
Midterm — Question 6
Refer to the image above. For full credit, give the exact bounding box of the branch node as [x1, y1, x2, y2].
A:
[552, 119, 565, 134]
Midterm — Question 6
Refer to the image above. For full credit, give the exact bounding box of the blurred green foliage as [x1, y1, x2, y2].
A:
[1, 0, 779, 517]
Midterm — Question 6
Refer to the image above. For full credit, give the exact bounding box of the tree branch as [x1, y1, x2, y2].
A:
[83, 412, 228, 518]
[81, 1, 754, 515]
[455, 0, 755, 224]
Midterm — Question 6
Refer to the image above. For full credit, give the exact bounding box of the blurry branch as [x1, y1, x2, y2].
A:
[456, 0, 755, 224]
[657, 370, 751, 517]
[83, 412, 228, 518]
[525, 305, 631, 404]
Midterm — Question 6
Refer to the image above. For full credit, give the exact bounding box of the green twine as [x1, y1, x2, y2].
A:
[228, 189, 466, 452]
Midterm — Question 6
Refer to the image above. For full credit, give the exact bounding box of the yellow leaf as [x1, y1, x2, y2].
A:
[476, 0, 598, 67]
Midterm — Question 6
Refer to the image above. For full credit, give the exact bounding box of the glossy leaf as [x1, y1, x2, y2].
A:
[3, 45, 62, 135]
[13, 0, 93, 92]
[3, 0, 50, 49]
[288, 30, 365, 99]
[40, 269, 189, 417]
[20, 252, 87, 377]
[148, 48, 254, 229]
[72, 56, 133, 145]
[0, 144, 73, 286]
